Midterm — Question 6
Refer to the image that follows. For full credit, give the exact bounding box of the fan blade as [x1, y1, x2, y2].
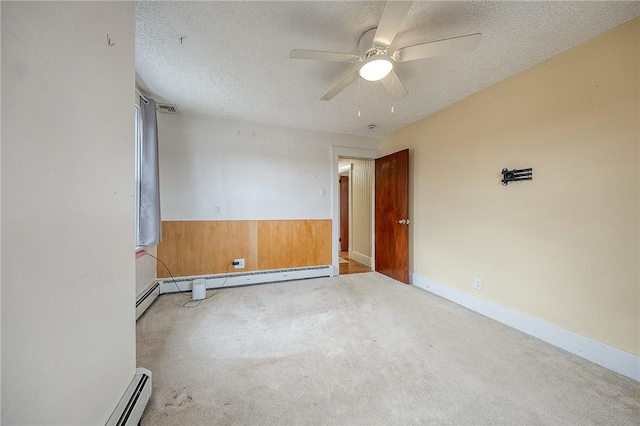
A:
[290, 49, 361, 63]
[380, 70, 408, 100]
[393, 33, 482, 62]
[321, 71, 359, 101]
[373, 1, 413, 49]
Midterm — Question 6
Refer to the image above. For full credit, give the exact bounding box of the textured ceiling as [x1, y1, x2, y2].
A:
[136, 1, 640, 138]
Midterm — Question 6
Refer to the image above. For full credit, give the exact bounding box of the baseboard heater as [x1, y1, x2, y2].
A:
[106, 367, 152, 426]
[159, 265, 332, 294]
[136, 282, 160, 320]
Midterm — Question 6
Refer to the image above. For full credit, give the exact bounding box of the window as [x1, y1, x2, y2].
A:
[135, 102, 142, 247]
[135, 94, 162, 247]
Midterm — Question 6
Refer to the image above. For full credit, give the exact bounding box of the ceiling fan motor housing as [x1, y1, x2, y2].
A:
[358, 27, 395, 81]
[359, 27, 383, 57]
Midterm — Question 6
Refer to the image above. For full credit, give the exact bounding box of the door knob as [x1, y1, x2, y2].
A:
[398, 219, 406, 224]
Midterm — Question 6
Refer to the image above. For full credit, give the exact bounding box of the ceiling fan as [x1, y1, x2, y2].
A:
[290, 1, 481, 101]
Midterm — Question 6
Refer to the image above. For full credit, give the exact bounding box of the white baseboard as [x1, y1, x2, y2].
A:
[350, 251, 372, 267]
[412, 274, 640, 382]
[159, 266, 332, 295]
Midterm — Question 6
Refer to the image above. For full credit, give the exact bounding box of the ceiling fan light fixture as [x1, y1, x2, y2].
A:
[359, 56, 393, 81]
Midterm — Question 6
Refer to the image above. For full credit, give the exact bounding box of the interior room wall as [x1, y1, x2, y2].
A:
[350, 159, 374, 266]
[382, 18, 639, 356]
[338, 159, 352, 173]
[155, 114, 379, 276]
[158, 114, 378, 221]
[1, 2, 136, 424]
[136, 245, 157, 296]
[0, 4, 3, 418]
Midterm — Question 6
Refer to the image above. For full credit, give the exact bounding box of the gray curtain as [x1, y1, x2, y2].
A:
[138, 97, 162, 246]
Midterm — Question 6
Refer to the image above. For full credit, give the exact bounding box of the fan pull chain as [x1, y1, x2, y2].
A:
[357, 77, 361, 117]
[391, 74, 395, 114]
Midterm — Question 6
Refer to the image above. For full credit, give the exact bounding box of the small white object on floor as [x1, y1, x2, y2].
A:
[192, 279, 206, 300]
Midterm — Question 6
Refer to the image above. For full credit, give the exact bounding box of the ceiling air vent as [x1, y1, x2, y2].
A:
[156, 103, 179, 114]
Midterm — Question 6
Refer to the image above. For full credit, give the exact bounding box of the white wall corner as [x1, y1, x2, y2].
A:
[412, 274, 640, 382]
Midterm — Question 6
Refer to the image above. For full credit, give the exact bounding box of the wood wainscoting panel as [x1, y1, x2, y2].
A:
[157, 221, 258, 278]
[157, 219, 332, 278]
[257, 219, 332, 270]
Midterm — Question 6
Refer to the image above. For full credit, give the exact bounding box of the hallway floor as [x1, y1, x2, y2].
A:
[339, 251, 371, 275]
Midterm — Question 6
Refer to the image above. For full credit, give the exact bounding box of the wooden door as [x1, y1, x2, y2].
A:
[339, 175, 349, 251]
[375, 149, 409, 283]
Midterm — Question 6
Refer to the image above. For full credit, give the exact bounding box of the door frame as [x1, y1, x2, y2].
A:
[330, 146, 380, 276]
[338, 167, 351, 253]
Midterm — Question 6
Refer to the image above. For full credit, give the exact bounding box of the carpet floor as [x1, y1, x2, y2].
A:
[137, 272, 639, 425]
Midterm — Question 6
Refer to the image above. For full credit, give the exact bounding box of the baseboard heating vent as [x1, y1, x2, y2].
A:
[136, 282, 160, 320]
[106, 367, 152, 426]
[159, 265, 332, 294]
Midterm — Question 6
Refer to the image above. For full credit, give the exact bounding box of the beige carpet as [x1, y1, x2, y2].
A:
[137, 272, 639, 425]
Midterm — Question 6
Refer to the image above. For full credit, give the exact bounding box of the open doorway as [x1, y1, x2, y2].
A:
[338, 157, 373, 275]
[331, 146, 410, 283]
[330, 146, 379, 275]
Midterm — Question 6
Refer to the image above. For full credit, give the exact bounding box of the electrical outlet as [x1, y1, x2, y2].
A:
[474, 277, 482, 290]
[214, 205, 221, 215]
[234, 258, 245, 269]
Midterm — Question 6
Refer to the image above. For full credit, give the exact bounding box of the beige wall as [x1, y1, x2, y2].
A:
[382, 18, 639, 355]
[2, 2, 136, 423]
[351, 159, 374, 260]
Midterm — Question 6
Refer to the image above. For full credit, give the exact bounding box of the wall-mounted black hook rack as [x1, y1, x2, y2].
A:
[502, 168, 532, 186]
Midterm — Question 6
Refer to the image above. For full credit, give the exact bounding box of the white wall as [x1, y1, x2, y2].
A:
[158, 113, 379, 220]
[136, 246, 157, 297]
[1, 2, 136, 424]
[0, 3, 3, 419]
